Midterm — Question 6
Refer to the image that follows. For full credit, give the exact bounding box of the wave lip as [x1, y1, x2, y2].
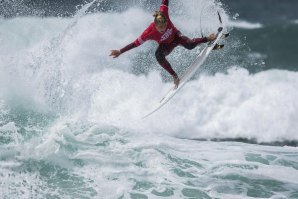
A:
[228, 20, 263, 29]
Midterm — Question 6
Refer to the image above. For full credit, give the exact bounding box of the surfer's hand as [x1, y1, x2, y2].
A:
[207, 33, 216, 41]
[110, 50, 121, 58]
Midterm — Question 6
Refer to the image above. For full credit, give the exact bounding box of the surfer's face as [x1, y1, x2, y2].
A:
[155, 22, 167, 33]
[154, 14, 167, 33]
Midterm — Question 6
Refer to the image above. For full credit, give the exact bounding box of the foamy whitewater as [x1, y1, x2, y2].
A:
[228, 20, 263, 29]
[1, 0, 298, 198]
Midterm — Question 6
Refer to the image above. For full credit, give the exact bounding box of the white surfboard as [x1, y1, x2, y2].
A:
[142, 28, 224, 119]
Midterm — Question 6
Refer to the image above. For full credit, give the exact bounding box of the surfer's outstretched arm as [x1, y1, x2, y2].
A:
[162, 0, 169, 6]
[109, 37, 147, 58]
[110, 42, 136, 58]
[110, 25, 152, 58]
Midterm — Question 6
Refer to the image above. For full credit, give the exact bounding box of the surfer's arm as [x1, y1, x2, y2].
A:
[118, 32, 149, 54]
[110, 36, 147, 58]
[110, 26, 151, 58]
[160, 0, 169, 19]
[110, 42, 137, 58]
[119, 42, 137, 54]
[119, 26, 152, 55]
[161, 0, 169, 6]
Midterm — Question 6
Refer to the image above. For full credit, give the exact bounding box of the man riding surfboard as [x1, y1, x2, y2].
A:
[110, 0, 216, 88]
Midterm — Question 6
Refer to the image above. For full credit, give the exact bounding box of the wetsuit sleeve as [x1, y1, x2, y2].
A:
[120, 42, 137, 54]
[162, 0, 169, 6]
[160, 0, 169, 18]
[120, 25, 152, 53]
[133, 25, 152, 46]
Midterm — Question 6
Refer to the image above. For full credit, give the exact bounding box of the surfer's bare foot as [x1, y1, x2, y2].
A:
[173, 75, 180, 89]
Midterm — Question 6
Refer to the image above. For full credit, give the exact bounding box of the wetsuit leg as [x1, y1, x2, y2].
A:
[155, 44, 178, 77]
[177, 33, 208, 50]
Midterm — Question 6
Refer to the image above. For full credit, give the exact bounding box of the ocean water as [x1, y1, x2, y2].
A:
[1, 0, 298, 198]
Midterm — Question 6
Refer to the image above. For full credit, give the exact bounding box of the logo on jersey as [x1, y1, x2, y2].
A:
[160, 28, 173, 42]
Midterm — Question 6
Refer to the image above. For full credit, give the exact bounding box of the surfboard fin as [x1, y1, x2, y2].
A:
[213, 44, 224, 50]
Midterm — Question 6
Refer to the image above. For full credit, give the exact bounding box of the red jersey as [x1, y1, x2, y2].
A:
[134, 3, 178, 46]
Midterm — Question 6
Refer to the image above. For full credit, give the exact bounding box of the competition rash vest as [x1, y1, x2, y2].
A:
[134, 1, 178, 46]
[120, 0, 178, 53]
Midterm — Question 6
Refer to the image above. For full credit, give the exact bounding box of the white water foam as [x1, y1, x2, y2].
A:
[17, 126, 298, 198]
[0, 167, 49, 198]
[228, 20, 263, 29]
[88, 68, 298, 143]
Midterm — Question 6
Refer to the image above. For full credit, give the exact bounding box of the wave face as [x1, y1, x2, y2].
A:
[1, 0, 298, 198]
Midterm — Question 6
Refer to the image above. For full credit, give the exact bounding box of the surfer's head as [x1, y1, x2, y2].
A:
[153, 11, 167, 33]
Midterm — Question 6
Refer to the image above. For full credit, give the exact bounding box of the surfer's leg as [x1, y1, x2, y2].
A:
[155, 45, 180, 88]
[178, 34, 208, 50]
[155, 46, 177, 77]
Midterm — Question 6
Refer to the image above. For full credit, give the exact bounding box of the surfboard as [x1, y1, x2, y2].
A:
[142, 27, 226, 119]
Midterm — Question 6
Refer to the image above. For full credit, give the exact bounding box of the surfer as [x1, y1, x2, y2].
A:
[110, 0, 216, 88]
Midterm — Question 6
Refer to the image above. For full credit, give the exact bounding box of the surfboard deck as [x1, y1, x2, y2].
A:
[142, 27, 227, 119]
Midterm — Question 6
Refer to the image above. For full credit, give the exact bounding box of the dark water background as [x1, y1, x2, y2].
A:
[222, 0, 298, 72]
[1, 0, 298, 22]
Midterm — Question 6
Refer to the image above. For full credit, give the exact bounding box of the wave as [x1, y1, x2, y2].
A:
[2, 67, 298, 144]
[85, 68, 298, 143]
[2, 120, 298, 198]
[0, 3, 297, 144]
